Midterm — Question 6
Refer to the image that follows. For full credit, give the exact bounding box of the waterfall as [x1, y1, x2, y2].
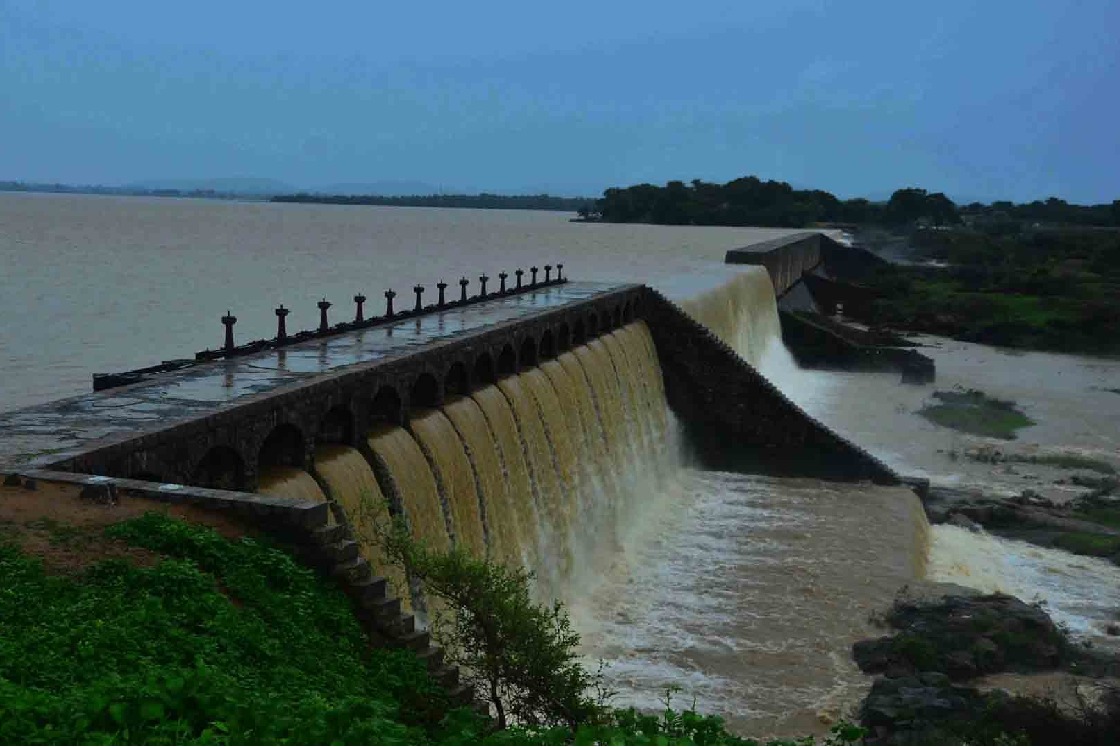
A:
[366, 424, 451, 553]
[257, 466, 328, 502]
[312, 444, 408, 601]
[679, 267, 783, 368]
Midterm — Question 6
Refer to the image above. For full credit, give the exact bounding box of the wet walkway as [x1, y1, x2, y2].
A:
[0, 281, 621, 470]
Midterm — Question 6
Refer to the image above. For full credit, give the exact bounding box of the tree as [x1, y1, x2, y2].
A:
[381, 521, 599, 731]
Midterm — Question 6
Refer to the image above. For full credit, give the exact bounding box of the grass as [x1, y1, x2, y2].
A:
[1073, 507, 1120, 532]
[1052, 531, 1120, 559]
[918, 388, 1035, 440]
[1016, 454, 1116, 474]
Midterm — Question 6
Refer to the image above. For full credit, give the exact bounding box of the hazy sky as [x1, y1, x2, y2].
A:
[2, 0, 1118, 202]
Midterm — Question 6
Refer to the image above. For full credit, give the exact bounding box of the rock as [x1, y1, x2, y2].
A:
[2, 474, 21, 487]
[947, 513, 983, 533]
[1107, 624, 1120, 637]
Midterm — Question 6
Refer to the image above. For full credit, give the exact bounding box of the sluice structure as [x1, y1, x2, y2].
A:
[0, 235, 909, 703]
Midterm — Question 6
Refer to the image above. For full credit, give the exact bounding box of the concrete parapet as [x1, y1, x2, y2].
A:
[724, 232, 824, 297]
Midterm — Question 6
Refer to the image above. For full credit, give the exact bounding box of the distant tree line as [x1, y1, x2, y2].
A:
[0, 180, 248, 200]
[581, 176, 1120, 229]
[271, 193, 594, 212]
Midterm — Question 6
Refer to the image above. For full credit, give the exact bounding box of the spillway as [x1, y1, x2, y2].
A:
[243, 274, 939, 738]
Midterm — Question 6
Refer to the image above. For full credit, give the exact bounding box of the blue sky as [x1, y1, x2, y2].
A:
[2, 0, 1118, 202]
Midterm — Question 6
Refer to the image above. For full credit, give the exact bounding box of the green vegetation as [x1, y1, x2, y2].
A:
[0, 512, 455, 744]
[859, 226, 1120, 355]
[271, 192, 593, 212]
[1053, 531, 1120, 559]
[582, 176, 1120, 228]
[918, 389, 1035, 440]
[3, 512, 834, 745]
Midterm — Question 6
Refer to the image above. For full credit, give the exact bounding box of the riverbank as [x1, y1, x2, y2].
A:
[852, 582, 1120, 744]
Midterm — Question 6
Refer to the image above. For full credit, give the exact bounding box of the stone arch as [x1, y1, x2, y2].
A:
[623, 301, 634, 323]
[519, 335, 538, 368]
[612, 305, 623, 328]
[258, 423, 306, 469]
[319, 404, 353, 444]
[497, 344, 517, 376]
[587, 312, 599, 338]
[445, 361, 469, 397]
[539, 329, 556, 360]
[473, 352, 496, 385]
[410, 372, 440, 409]
[371, 385, 403, 425]
[193, 445, 246, 491]
[556, 322, 571, 352]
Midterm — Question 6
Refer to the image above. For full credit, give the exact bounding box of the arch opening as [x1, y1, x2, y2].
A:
[556, 323, 571, 352]
[473, 352, 496, 385]
[497, 344, 517, 376]
[623, 301, 634, 323]
[193, 445, 246, 491]
[587, 312, 599, 338]
[371, 385, 403, 425]
[572, 319, 586, 345]
[319, 405, 353, 444]
[539, 329, 556, 360]
[410, 372, 440, 410]
[259, 423, 306, 469]
[519, 336, 538, 368]
[445, 361, 469, 397]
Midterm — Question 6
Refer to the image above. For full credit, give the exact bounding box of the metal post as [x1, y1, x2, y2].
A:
[437, 281, 448, 307]
[354, 294, 366, 323]
[557, 263, 564, 281]
[317, 299, 331, 332]
[459, 277, 469, 302]
[384, 289, 396, 317]
[544, 264, 552, 282]
[221, 311, 237, 352]
[499, 272, 508, 293]
[515, 268, 524, 289]
[479, 274, 489, 297]
[530, 266, 539, 286]
[275, 305, 289, 341]
[413, 284, 425, 312]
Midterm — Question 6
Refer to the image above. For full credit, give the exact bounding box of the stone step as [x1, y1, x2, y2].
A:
[416, 645, 444, 670]
[322, 539, 360, 564]
[398, 629, 430, 652]
[310, 523, 347, 545]
[331, 556, 372, 585]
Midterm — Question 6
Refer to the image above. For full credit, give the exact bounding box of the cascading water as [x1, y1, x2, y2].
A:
[257, 466, 328, 502]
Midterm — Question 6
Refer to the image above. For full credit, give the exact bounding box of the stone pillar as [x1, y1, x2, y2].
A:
[384, 289, 396, 317]
[557, 263, 564, 281]
[354, 294, 366, 323]
[275, 305, 289, 341]
[317, 299, 331, 332]
[515, 268, 524, 289]
[499, 272, 508, 293]
[544, 264, 552, 282]
[222, 311, 237, 353]
[413, 284, 425, 312]
[459, 277, 469, 302]
[530, 266, 539, 286]
[437, 281, 448, 307]
[479, 274, 489, 297]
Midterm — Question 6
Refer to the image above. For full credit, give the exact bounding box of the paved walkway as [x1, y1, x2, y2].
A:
[0, 281, 620, 470]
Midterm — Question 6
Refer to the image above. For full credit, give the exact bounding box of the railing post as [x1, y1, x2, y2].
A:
[275, 305, 289, 341]
[413, 284, 425, 312]
[221, 311, 237, 352]
[354, 294, 366, 323]
[530, 266, 539, 286]
[384, 289, 396, 317]
[459, 277, 469, 302]
[515, 268, 524, 289]
[437, 281, 448, 307]
[544, 264, 552, 283]
[499, 272, 508, 293]
[557, 263, 564, 281]
[317, 299, 331, 332]
[479, 274, 489, 297]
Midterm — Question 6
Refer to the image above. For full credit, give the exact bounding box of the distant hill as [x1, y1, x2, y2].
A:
[122, 177, 297, 195]
[313, 180, 451, 196]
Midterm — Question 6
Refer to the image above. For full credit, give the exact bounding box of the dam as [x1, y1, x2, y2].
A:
[1, 229, 928, 734]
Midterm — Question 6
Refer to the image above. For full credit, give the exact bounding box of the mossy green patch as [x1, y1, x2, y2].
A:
[1052, 531, 1120, 559]
[918, 389, 1035, 440]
